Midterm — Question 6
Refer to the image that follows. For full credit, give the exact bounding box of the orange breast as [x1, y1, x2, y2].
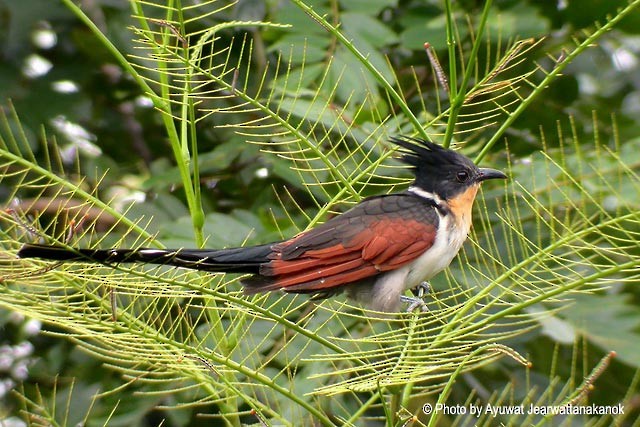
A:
[447, 184, 479, 234]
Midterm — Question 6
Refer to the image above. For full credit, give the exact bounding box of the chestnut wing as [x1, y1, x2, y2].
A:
[242, 194, 439, 294]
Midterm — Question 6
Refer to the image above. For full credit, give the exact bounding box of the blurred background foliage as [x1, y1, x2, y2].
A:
[0, 0, 639, 426]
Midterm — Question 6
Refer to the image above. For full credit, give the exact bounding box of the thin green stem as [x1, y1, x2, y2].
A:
[344, 393, 380, 426]
[290, 0, 430, 141]
[129, 1, 203, 244]
[175, 2, 205, 247]
[475, 0, 640, 162]
[427, 344, 490, 427]
[398, 312, 421, 412]
[456, 0, 492, 103]
[444, 0, 457, 102]
[63, 0, 204, 245]
[442, 0, 492, 148]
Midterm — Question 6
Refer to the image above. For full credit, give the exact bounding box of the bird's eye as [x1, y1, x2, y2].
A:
[456, 171, 470, 183]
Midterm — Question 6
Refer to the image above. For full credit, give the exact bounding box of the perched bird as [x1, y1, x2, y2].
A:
[18, 137, 506, 312]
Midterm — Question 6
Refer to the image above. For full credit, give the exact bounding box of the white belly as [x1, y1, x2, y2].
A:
[404, 210, 470, 289]
[350, 209, 471, 312]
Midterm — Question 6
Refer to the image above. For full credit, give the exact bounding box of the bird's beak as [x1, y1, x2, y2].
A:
[477, 168, 507, 182]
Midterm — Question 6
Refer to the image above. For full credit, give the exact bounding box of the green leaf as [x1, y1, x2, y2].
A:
[486, 4, 550, 41]
[341, 12, 398, 49]
[203, 212, 260, 247]
[400, 13, 468, 51]
[339, 0, 397, 16]
[561, 293, 640, 367]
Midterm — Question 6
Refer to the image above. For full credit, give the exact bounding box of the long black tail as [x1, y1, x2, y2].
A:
[17, 243, 275, 274]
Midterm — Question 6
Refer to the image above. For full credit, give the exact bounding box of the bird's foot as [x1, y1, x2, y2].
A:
[401, 281, 431, 312]
[400, 295, 429, 312]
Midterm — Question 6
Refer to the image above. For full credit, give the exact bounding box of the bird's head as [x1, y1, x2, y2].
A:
[391, 136, 507, 200]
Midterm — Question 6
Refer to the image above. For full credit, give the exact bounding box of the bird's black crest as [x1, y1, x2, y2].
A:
[390, 136, 476, 171]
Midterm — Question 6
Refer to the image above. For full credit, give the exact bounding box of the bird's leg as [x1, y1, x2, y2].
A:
[401, 281, 431, 312]
[411, 281, 431, 298]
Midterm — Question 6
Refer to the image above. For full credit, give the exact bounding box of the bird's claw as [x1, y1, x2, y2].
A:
[411, 281, 431, 298]
[401, 281, 431, 312]
[400, 295, 429, 312]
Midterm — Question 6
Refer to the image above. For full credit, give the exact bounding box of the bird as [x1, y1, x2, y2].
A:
[18, 137, 507, 312]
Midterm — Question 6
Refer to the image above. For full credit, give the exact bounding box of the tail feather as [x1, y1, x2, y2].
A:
[17, 243, 275, 274]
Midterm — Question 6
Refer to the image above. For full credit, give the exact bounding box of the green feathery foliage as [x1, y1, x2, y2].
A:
[1, 0, 639, 425]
